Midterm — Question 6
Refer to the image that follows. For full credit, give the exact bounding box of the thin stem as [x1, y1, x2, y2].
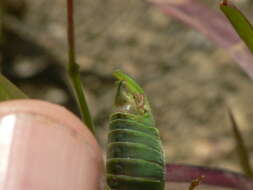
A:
[67, 0, 75, 64]
[0, 0, 5, 45]
[220, 0, 228, 6]
[66, 0, 95, 134]
[188, 176, 204, 190]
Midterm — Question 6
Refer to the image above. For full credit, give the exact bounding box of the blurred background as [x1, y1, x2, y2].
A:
[1, 0, 253, 173]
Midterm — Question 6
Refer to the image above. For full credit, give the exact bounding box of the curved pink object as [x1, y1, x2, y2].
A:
[0, 100, 104, 190]
[166, 164, 253, 190]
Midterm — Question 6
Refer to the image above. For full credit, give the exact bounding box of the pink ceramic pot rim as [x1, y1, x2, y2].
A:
[0, 99, 99, 149]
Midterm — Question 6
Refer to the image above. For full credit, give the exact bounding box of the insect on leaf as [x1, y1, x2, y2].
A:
[220, 0, 253, 53]
[0, 73, 28, 101]
[106, 71, 165, 190]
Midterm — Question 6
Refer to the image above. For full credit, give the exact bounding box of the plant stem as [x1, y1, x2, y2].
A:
[221, 0, 228, 6]
[66, 0, 95, 134]
[188, 176, 204, 190]
[0, 0, 5, 46]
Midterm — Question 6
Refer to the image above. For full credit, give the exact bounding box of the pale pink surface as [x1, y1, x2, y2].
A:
[0, 100, 104, 190]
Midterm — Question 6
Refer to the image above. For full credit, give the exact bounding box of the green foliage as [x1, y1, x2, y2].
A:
[0, 73, 27, 101]
[221, 1, 253, 177]
[113, 71, 144, 94]
[220, 1, 253, 53]
[228, 108, 253, 177]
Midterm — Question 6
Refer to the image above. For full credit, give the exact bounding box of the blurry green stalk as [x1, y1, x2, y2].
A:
[66, 0, 95, 134]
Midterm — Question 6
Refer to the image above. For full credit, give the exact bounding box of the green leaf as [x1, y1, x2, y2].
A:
[220, 1, 253, 53]
[0, 73, 27, 101]
[227, 108, 253, 177]
[113, 70, 144, 94]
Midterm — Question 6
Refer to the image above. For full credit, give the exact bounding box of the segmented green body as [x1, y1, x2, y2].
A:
[106, 71, 165, 190]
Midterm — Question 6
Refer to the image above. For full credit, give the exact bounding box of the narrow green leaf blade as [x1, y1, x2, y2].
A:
[227, 108, 253, 177]
[113, 70, 144, 94]
[220, 1, 253, 53]
[0, 74, 27, 101]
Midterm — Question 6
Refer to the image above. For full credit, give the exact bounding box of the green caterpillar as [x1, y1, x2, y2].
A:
[106, 71, 165, 190]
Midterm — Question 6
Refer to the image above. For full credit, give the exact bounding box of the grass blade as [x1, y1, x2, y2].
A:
[113, 70, 144, 94]
[0, 73, 27, 101]
[220, 0, 253, 53]
[227, 108, 253, 177]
